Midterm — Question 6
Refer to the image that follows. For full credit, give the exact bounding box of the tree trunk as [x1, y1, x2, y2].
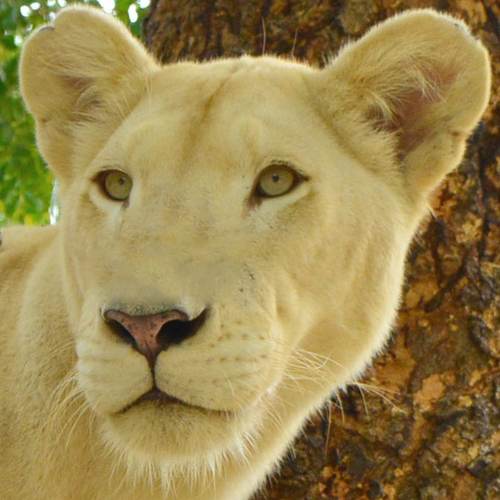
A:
[143, 1, 499, 498]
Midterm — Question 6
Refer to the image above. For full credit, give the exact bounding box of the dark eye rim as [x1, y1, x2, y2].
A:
[252, 162, 308, 201]
[93, 169, 132, 202]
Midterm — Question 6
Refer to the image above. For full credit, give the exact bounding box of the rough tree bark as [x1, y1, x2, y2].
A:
[143, 1, 499, 498]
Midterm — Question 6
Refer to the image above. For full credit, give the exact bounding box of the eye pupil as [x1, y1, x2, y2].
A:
[272, 174, 280, 183]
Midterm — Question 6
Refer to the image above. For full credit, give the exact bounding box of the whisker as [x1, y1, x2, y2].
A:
[332, 389, 345, 423]
[261, 17, 267, 55]
[291, 27, 299, 58]
[356, 383, 370, 416]
[351, 382, 405, 414]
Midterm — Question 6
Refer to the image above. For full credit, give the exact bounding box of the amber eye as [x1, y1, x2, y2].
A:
[98, 170, 132, 201]
[255, 164, 302, 198]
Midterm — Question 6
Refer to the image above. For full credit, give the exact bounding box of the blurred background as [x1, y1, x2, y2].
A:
[0, 0, 149, 226]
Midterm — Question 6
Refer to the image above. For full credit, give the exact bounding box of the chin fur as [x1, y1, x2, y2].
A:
[99, 401, 263, 490]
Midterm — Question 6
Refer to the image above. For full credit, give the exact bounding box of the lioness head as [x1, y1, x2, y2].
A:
[20, 5, 489, 474]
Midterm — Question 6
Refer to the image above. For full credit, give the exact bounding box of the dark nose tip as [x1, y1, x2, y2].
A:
[103, 308, 208, 369]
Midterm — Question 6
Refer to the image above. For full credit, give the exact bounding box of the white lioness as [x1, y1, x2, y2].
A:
[0, 5, 490, 499]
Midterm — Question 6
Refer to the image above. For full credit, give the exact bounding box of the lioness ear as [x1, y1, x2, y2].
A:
[313, 10, 491, 199]
[20, 5, 157, 181]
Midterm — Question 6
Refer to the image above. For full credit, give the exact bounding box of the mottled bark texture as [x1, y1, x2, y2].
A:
[143, 1, 499, 498]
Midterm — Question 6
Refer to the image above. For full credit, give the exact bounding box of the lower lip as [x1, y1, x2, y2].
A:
[118, 388, 187, 413]
[137, 388, 185, 406]
[119, 389, 231, 417]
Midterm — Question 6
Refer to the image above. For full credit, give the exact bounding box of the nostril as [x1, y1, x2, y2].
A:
[106, 318, 135, 346]
[158, 309, 209, 346]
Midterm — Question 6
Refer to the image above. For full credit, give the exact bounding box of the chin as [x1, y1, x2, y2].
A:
[101, 399, 262, 467]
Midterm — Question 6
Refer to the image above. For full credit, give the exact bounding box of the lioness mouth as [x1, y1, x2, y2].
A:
[120, 387, 228, 416]
[137, 387, 185, 405]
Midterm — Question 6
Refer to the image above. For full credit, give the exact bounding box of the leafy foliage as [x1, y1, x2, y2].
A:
[0, 0, 148, 226]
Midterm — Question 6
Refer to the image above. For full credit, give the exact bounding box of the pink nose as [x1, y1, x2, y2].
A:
[104, 308, 207, 369]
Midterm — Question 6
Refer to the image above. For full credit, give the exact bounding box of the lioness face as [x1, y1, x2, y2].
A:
[20, 6, 490, 471]
[59, 58, 411, 464]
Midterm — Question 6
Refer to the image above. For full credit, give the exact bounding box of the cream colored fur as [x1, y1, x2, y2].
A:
[0, 6, 490, 499]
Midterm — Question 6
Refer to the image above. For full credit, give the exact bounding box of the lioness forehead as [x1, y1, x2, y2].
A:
[115, 56, 323, 179]
[151, 56, 313, 109]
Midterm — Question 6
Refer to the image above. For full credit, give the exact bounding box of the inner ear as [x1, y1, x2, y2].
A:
[367, 65, 457, 159]
[63, 75, 107, 122]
